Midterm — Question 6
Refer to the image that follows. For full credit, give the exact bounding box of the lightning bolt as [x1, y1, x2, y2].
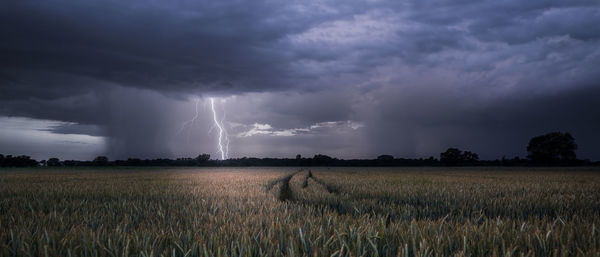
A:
[210, 97, 228, 160]
[221, 112, 230, 159]
[178, 98, 200, 136]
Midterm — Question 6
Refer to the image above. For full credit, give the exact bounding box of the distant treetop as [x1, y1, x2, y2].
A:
[527, 132, 577, 163]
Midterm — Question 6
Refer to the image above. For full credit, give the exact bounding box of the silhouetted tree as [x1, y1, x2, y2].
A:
[462, 151, 479, 162]
[377, 155, 394, 160]
[440, 148, 479, 166]
[501, 156, 527, 166]
[126, 158, 142, 166]
[0, 155, 37, 167]
[195, 154, 210, 164]
[47, 158, 61, 167]
[296, 154, 302, 160]
[527, 132, 577, 163]
[63, 160, 86, 166]
[312, 154, 335, 165]
[440, 148, 463, 165]
[93, 156, 109, 166]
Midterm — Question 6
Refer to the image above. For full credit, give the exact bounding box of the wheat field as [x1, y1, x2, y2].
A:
[1, 167, 599, 256]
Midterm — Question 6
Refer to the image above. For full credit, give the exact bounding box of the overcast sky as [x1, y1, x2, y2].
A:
[1, 0, 599, 161]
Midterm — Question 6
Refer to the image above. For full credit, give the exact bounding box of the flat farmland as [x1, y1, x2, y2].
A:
[1, 167, 599, 256]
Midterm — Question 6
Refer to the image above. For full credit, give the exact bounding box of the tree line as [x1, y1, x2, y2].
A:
[1, 131, 597, 167]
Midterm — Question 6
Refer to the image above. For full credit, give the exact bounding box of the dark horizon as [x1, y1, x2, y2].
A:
[2, 135, 597, 167]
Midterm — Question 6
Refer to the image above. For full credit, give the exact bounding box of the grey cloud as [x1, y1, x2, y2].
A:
[1, 1, 300, 95]
[41, 123, 106, 137]
[359, 79, 600, 159]
[1, 0, 599, 160]
[472, 7, 600, 44]
[0, 91, 107, 125]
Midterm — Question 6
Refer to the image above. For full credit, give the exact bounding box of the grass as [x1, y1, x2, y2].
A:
[1, 167, 599, 256]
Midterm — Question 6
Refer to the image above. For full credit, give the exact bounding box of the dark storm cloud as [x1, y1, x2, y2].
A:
[0, 90, 106, 125]
[362, 80, 600, 159]
[0, 0, 295, 95]
[1, 0, 599, 159]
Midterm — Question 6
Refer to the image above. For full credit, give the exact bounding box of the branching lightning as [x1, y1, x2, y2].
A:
[210, 97, 229, 160]
[179, 97, 229, 160]
[178, 98, 200, 135]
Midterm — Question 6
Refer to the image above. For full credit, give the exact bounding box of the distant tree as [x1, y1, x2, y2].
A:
[440, 148, 463, 165]
[313, 154, 333, 160]
[47, 157, 61, 167]
[296, 154, 302, 160]
[126, 158, 142, 166]
[377, 155, 394, 161]
[0, 155, 37, 167]
[93, 156, 109, 166]
[195, 154, 210, 163]
[440, 148, 479, 166]
[63, 160, 83, 166]
[501, 156, 525, 166]
[527, 132, 577, 163]
[313, 154, 335, 165]
[462, 151, 479, 162]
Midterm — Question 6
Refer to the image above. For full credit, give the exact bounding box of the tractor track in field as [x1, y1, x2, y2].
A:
[268, 170, 509, 223]
[264, 170, 407, 222]
[308, 175, 340, 194]
[265, 169, 342, 201]
[264, 169, 302, 192]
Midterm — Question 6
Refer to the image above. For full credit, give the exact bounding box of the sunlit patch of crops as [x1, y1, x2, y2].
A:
[1, 167, 599, 256]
